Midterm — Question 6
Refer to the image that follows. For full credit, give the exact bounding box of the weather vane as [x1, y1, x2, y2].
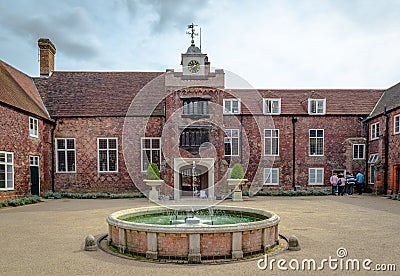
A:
[186, 23, 198, 45]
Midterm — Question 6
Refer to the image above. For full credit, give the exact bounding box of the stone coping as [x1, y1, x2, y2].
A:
[107, 205, 280, 234]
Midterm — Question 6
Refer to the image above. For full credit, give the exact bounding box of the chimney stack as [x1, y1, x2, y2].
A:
[38, 38, 56, 76]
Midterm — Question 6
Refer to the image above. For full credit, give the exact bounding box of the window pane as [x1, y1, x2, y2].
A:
[108, 139, 117, 149]
[310, 130, 316, 137]
[99, 150, 108, 171]
[6, 154, 12, 163]
[99, 139, 107, 149]
[57, 151, 66, 172]
[224, 100, 231, 112]
[317, 130, 323, 137]
[143, 139, 150, 149]
[272, 169, 278, 184]
[152, 139, 160, 149]
[272, 138, 278, 155]
[310, 169, 316, 183]
[317, 170, 323, 183]
[232, 100, 239, 113]
[224, 139, 232, 156]
[57, 139, 65, 149]
[109, 150, 117, 171]
[152, 150, 160, 166]
[232, 138, 239, 155]
[0, 164, 5, 188]
[67, 139, 75, 149]
[67, 151, 75, 171]
[265, 138, 272, 155]
[6, 165, 13, 188]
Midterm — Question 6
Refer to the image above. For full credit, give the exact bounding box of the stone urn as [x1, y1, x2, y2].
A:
[227, 178, 248, 202]
[144, 179, 164, 202]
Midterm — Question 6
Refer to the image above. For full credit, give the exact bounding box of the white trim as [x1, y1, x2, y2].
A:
[29, 117, 39, 138]
[309, 168, 324, 185]
[223, 98, 241, 114]
[308, 98, 326, 115]
[371, 122, 379, 140]
[264, 168, 279, 185]
[97, 138, 118, 173]
[224, 129, 240, 156]
[264, 129, 279, 156]
[352, 144, 365, 160]
[55, 138, 76, 173]
[394, 114, 400, 135]
[141, 137, 162, 172]
[263, 98, 281, 115]
[309, 129, 324, 156]
[0, 151, 14, 190]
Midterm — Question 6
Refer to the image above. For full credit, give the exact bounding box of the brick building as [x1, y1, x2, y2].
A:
[1, 34, 396, 200]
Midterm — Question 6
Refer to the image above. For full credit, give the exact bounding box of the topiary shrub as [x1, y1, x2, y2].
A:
[230, 164, 245, 179]
[146, 163, 161, 180]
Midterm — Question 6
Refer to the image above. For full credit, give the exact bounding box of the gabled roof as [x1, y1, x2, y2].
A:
[368, 82, 400, 119]
[33, 71, 164, 117]
[232, 89, 384, 115]
[0, 60, 51, 120]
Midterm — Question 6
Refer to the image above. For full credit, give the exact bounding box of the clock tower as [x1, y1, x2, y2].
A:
[181, 23, 210, 76]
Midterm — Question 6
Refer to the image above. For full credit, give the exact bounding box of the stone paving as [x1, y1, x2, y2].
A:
[0, 195, 399, 275]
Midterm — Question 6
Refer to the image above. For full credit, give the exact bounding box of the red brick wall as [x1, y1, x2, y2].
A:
[126, 230, 147, 253]
[0, 104, 52, 200]
[242, 229, 263, 253]
[157, 233, 189, 257]
[200, 233, 231, 257]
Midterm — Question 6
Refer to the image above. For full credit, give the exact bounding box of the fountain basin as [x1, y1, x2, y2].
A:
[107, 205, 280, 263]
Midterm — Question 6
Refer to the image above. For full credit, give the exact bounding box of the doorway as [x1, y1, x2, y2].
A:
[394, 166, 400, 194]
[30, 156, 40, 196]
[179, 165, 208, 197]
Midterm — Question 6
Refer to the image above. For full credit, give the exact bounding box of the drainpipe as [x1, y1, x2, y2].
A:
[240, 115, 243, 164]
[364, 119, 369, 192]
[50, 122, 56, 192]
[292, 115, 297, 191]
[383, 106, 390, 194]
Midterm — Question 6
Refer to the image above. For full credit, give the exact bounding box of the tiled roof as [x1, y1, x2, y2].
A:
[232, 89, 384, 115]
[0, 60, 51, 120]
[368, 82, 400, 119]
[33, 71, 164, 117]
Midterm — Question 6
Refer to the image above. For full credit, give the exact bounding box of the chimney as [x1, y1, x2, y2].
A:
[38, 38, 56, 76]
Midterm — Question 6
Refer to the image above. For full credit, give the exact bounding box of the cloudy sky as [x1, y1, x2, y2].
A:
[1, 0, 400, 88]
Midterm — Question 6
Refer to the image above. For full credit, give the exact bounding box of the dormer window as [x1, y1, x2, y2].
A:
[308, 99, 326, 115]
[183, 99, 208, 115]
[29, 117, 38, 138]
[223, 99, 240, 114]
[263, 98, 281, 115]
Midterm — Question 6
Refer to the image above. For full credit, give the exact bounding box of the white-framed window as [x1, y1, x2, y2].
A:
[183, 99, 208, 115]
[29, 156, 39, 166]
[309, 168, 324, 185]
[223, 99, 240, 114]
[368, 154, 378, 164]
[141, 137, 161, 172]
[264, 168, 279, 185]
[264, 129, 279, 156]
[263, 98, 281, 115]
[353, 144, 365, 160]
[56, 138, 76, 173]
[309, 129, 324, 156]
[0, 151, 14, 190]
[308, 99, 326, 115]
[371, 122, 379, 140]
[394, 114, 400, 134]
[370, 165, 375, 184]
[98, 138, 118, 173]
[29, 117, 38, 138]
[224, 129, 239, 156]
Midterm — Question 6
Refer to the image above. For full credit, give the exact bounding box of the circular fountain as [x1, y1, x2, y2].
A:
[106, 205, 280, 263]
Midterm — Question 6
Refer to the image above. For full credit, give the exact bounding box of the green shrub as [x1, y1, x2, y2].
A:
[146, 163, 161, 180]
[0, 196, 41, 208]
[43, 191, 145, 199]
[230, 164, 244, 179]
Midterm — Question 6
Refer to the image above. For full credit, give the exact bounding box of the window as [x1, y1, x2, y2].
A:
[264, 168, 279, 185]
[309, 129, 324, 156]
[394, 115, 400, 134]
[56, 138, 76, 173]
[224, 129, 239, 156]
[371, 122, 379, 140]
[141, 138, 161, 172]
[0, 151, 14, 190]
[29, 117, 38, 138]
[309, 168, 324, 185]
[308, 99, 326, 115]
[98, 138, 118, 173]
[353, 144, 365, 160]
[183, 99, 208, 115]
[30, 156, 39, 166]
[263, 98, 281, 115]
[370, 165, 375, 184]
[368, 154, 378, 164]
[180, 129, 210, 147]
[264, 129, 279, 156]
[223, 99, 240, 114]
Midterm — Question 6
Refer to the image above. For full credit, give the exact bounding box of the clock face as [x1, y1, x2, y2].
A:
[187, 59, 200, 73]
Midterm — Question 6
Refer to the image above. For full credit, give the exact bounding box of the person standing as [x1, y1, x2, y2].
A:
[356, 171, 364, 195]
[346, 172, 356, 196]
[330, 172, 339, 195]
[337, 173, 346, 196]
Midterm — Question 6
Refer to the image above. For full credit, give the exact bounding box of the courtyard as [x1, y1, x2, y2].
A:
[0, 195, 399, 275]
